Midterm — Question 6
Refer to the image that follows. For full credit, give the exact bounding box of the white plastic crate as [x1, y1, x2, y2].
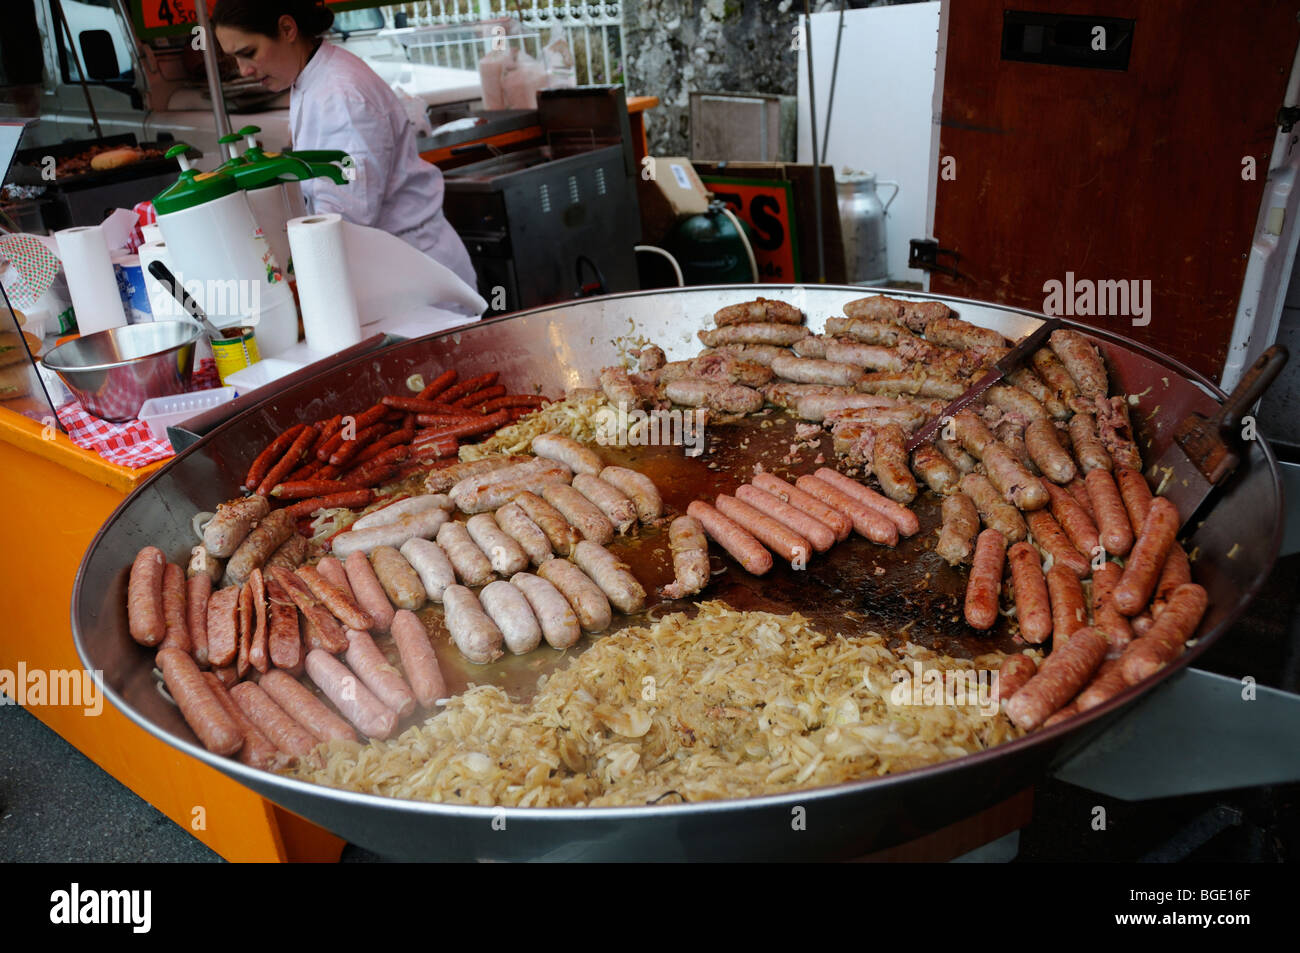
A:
[138, 387, 237, 445]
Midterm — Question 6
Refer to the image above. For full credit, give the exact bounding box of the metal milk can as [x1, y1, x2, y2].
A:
[837, 170, 899, 285]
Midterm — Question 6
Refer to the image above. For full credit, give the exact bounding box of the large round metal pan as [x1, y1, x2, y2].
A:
[71, 286, 1284, 861]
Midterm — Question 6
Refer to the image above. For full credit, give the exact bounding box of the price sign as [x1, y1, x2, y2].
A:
[699, 176, 802, 283]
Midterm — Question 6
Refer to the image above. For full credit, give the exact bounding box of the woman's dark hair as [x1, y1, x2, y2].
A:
[211, 0, 334, 39]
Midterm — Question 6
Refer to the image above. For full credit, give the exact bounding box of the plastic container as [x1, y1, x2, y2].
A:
[138, 386, 237, 444]
[222, 357, 302, 394]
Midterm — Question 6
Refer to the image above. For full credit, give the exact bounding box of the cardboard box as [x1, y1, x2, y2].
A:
[637, 156, 711, 244]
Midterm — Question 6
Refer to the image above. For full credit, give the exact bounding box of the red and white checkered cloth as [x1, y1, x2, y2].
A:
[56, 359, 221, 469]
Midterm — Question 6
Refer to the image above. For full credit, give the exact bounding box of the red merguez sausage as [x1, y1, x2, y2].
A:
[752, 472, 852, 541]
[264, 576, 302, 670]
[1120, 583, 1208, 684]
[202, 672, 284, 769]
[1046, 565, 1086, 643]
[1044, 480, 1100, 563]
[187, 572, 211, 667]
[228, 681, 320, 764]
[259, 669, 357, 743]
[813, 467, 919, 536]
[1007, 542, 1051, 643]
[256, 424, 318, 497]
[1085, 468, 1133, 557]
[284, 489, 375, 520]
[351, 429, 415, 466]
[156, 647, 243, 755]
[272, 479, 362, 499]
[735, 483, 835, 552]
[342, 443, 409, 478]
[1090, 561, 1134, 656]
[1113, 496, 1179, 615]
[248, 568, 269, 674]
[1075, 658, 1129, 711]
[382, 396, 465, 415]
[128, 545, 167, 647]
[344, 464, 402, 490]
[1042, 703, 1079, 728]
[417, 368, 457, 401]
[480, 395, 551, 413]
[1153, 543, 1192, 613]
[438, 371, 499, 405]
[245, 424, 309, 491]
[315, 428, 349, 464]
[409, 439, 459, 462]
[998, 655, 1038, 702]
[687, 500, 773, 575]
[454, 384, 507, 409]
[305, 649, 397, 739]
[285, 459, 325, 484]
[964, 528, 1006, 630]
[205, 585, 240, 668]
[352, 403, 391, 432]
[414, 410, 510, 443]
[297, 564, 373, 631]
[794, 474, 897, 546]
[1006, 626, 1108, 730]
[236, 580, 254, 679]
[345, 628, 416, 717]
[390, 609, 446, 708]
[343, 551, 396, 633]
[329, 422, 388, 468]
[1114, 467, 1154, 537]
[159, 562, 190, 653]
[715, 493, 813, 565]
[1025, 509, 1090, 578]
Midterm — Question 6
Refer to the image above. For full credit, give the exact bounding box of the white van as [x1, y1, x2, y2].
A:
[2, 0, 481, 164]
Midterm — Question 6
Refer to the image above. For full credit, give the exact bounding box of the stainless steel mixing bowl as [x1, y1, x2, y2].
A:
[42, 321, 201, 421]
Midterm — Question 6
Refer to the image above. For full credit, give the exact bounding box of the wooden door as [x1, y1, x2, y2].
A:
[929, 0, 1300, 381]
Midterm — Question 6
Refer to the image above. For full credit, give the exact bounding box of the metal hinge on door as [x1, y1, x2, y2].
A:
[908, 239, 962, 279]
[1276, 105, 1300, 132]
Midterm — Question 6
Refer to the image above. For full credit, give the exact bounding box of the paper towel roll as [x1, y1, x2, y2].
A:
[287, 213, 362, 353]
[137, 241, 177, 320]
[55, 225, 127, 335]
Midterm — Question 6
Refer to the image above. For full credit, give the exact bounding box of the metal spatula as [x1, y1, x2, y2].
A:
[1150, 345, 1288, 530]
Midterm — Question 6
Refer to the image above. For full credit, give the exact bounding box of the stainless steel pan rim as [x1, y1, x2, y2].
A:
[69, 285, 1284, 841]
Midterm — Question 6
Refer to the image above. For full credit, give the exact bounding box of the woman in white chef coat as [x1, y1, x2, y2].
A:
[212, 0, 477, 289]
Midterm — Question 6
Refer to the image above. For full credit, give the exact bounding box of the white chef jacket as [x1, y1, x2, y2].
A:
[289, 41, 477, 290]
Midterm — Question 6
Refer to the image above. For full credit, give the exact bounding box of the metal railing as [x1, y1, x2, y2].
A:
[386, 2, 625, 86]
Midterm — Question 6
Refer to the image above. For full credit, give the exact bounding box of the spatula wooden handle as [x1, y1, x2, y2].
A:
[1214, 345, 1289, 438]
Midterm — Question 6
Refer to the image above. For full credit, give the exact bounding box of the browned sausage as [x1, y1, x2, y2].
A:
[715, 493, 813, 566]
[203, 495, 270, 558]
[960, 473, 1027, 543]
[1044, 480, 1101, 562]
[998, 655, 1038, 702]
[964, 528, 1006, 630]
[159, 562, 190, 654]
[248, 567, 269, 674]
[687, 500, 774, 575]
[156, 647, 243, 755]
[259, 668, 357, 743]
[1153, 543, 1192, 613]
[814, 467, 920, 536]
[536, 559, 612, 633]
[389, 609, 447, 707]
[751, 472, 852, 541]
[314, 556, 356, 602]
[1090, 561, 1134, 657]
[344, 630, 417, 720]
[985, 383, 1050, 422]
[513, 490, 583, 555]
[1115, 467, 1154, 538]
[268, 566, 349, 654]
[224, 509, 296, 587]
[368, 545, 427, 611]
[1075, 658, 1129, 711]
[936, 493, 979, 566]
[1113, 496, 1179, 615]
[1047, 565, 1087, 642]
[1120, 583, 1208, 684]
[659, 515, 712, 599]
[264, 575, 301, 671]
[1068, 413, 1113, 474]
[1005, 626, 1108, 730]
[1066, 477, 1097, 522]
[1048, 328, 1108, 399]
[870, 423, 917, 504]
[236, 580, 253, 679]
[205, 585, 240, 668]
[1030, 347, 1081, 410]
[187, 572, 211, 667]
[952, 410, 996, 458]
[128, 545, 167, 647]
[1008, 367, 1070, 419]
[910, 444, 961, 495]
[229, 680, 320, 762]
[297, 564, 374, 631]
[1085, 468, 1134, 557]
[1025, 509, 1090, 578]
[202, 672, 284, 770]
[542, 483, 615, 546]
[1008, 542, 1052, 644]
[1025, 419, 1076, 484]
[982, 442, 1050, 511]
[714, 297, 804, 326]
[736, 484, 835, 553]
[795, 474, 897, 546]
[698, 322, 810, 347]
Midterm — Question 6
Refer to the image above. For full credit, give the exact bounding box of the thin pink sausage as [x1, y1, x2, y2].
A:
[964, 528, 1006, 630]
[1113, 497, 1179, 616]
[259, 669, 357, 743]
[344, 628, 416, 718]
[187, 573, 211, 667]
[229, 681, 321, 762]
[736, 484, 835, 552]
[1007, 542, 1051, 644]
[128, 545, 166, 647]
[343, 550, 396, 633]
[813, 467, 919, 536]
[752, 472, 852, 541]
[315, 556, 356, 603]
[715, 493, 813, 565]
[794, 475, 897, 546]
[390, 609, 447, 708]
[1085, 468, 1133, 557]
[686, 500, 773, 575]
